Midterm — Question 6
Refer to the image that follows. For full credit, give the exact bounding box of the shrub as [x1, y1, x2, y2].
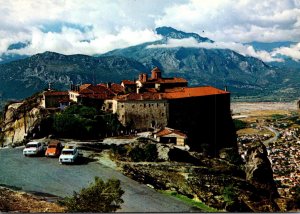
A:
[144, 144, 158, 162]
[60, 177, 124, 212]
[233, 119, 247, 131]
[223, 185, 237, 206]
[290, 185, 300, 208]
[128, 146, 145, 162]
[111, 145, 128, 160]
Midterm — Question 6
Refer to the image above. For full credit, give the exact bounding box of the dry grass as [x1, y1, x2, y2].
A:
[248, 110, 291, 117]
[0, 187, 65, 213]
[237, 128, 274, 136]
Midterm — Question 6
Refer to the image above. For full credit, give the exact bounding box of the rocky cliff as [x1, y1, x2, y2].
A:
[245, 141, 279, 199]
[0, 93, 47, 147]
[114, 140, 281, 212]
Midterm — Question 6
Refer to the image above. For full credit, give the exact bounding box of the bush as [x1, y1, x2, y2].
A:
[290, 185, 300, 208]
[60, 177, 124, 212]
[144, 144, 158, 162]
[223, 185, 237, 206]
[111, 145, 128, 160]
[129, 147, 145, 162]
[233, 119, 247, 131]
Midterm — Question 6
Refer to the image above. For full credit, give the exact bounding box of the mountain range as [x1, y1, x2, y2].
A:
[0, 26, 300, 109]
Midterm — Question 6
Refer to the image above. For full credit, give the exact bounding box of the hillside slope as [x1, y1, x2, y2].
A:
[105, 27, 300, 98]
[0, 51, 146, 101]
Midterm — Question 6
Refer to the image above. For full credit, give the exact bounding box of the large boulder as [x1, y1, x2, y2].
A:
[244, 141, 279, 198]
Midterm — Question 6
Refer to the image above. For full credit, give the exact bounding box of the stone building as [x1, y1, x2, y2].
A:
[41, 91, 69, 109]
[154, 127, 187, 146]
[74, 67, 236, 154]
[69, 83, 117, 108]
[136, 67, 188, 93]
[104, 93, 168, 130]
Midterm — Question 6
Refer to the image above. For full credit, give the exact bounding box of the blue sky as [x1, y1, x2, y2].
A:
[0, 0, 299, 61]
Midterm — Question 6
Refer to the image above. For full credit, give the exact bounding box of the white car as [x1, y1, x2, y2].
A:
[23, 141, 44, 156]
[59, 145, 79, 164]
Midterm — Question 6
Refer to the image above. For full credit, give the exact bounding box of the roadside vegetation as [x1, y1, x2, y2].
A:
[160, 190, 220, 212]
[39, 105, 124, 139]
[111, 143, 159, 162]
[59, 176, 124, 212]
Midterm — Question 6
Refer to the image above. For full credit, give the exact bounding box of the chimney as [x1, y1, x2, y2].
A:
[139, 74, 143, 81]
[142, 73, 148, 82]
[151, 67, 162, 79]
[224, 85, 228, 92]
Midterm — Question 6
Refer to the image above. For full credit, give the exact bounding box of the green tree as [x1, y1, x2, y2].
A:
[129, 147, 145, 162]
[144, 144, 158, 162]
[233, 119, 247, 131]
[223, 185, 237, 206]
[60, 177, 124, 212]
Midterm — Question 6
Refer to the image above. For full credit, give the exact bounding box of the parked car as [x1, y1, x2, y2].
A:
[45, 140, 63, 157]
[59, 145, 79, 164]
[23, 141, 45, 156]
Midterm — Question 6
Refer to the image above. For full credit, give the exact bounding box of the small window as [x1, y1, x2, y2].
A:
[148, 104, 150, 107]
[162, 113, 164, 116]
[108, 103, 113, 109]
[144, 104, 146, 108]
[157, 103, 159, 107]
[121, 105, 124, 108]
[132, 105, 135, 108]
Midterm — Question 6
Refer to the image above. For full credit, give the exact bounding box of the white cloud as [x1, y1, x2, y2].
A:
[147, 38, 283, 62]
[0, 0, 299, 58]
[7, 27, 161, 56]
[272, 43, 300, 61]
[156, 0, 300, 43]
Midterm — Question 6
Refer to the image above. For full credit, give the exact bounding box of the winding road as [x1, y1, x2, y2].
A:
[0, 148, 201, 212]
[263, 126, 280, 146]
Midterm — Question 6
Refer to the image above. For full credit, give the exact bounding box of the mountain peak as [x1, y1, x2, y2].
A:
[155, 26, 213, 43]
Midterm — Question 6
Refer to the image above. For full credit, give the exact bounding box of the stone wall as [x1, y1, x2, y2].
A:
[116, 100, 168, 130]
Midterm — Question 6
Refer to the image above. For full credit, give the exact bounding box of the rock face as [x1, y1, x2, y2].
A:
[1, 94, 46, 147]
[245, 141, 279, 198]
[118, 141, 281, 212]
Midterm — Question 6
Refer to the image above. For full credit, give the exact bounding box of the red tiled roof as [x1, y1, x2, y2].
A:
[114, 86, 228, 101]
[80, 85, 114, 95]
[162, 86, 229, 99]
[58, 98, 70, 103]
[122, 80, 136, 85]
[97, 83, 124, 94]
[79, 84, 92, 91]
[44, 91, 69, 96]
[110, 83, 125, 94]
[146, 77, 188, 84]
[145, 88, 158, 93]
[79, 93, 112, 99]
[155, 127, 187, 138]
[76, 85, 116, 100]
